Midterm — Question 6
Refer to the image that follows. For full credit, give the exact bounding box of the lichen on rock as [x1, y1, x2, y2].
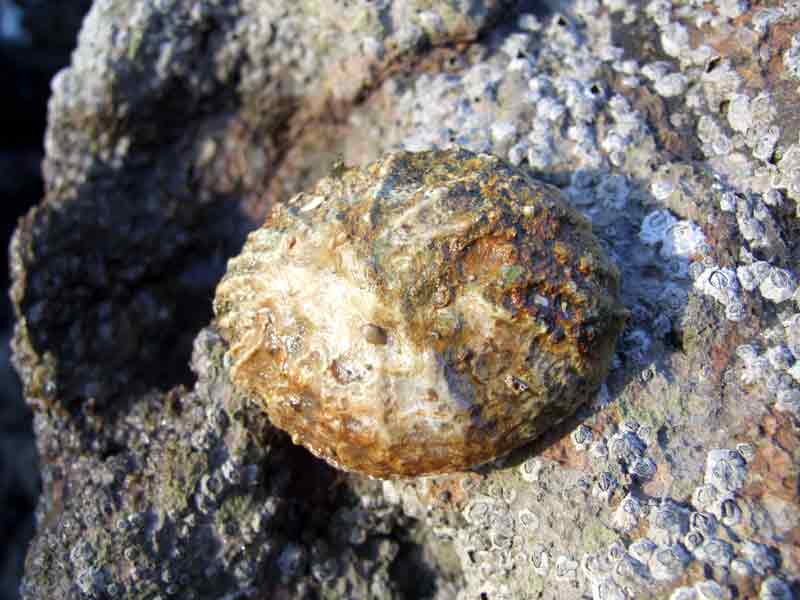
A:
[214, 149, 626, 477]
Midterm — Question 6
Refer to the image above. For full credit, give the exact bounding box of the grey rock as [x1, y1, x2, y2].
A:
[11, 0, 800, 598]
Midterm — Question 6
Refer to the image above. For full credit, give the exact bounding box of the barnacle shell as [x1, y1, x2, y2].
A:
[214, 149, 626, 478]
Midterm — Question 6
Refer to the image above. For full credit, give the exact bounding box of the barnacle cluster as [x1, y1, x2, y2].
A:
[214, 149, 626, 477]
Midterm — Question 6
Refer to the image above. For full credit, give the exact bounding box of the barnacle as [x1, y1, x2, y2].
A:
[214, 149, 626, 478]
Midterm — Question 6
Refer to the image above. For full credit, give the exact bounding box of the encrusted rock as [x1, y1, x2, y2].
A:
[214, 149, 626, 477]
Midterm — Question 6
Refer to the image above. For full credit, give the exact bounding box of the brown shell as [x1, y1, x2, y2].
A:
[213, 149, 626, 478]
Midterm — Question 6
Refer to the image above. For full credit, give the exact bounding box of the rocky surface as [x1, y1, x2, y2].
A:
[0, 2, 91, 599]
[9, 0, 800, 599]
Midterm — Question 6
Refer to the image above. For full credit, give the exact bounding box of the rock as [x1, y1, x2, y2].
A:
[9, 0, 800, 598]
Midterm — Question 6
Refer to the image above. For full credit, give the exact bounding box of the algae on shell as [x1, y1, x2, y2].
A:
[214, 149, 626, 478]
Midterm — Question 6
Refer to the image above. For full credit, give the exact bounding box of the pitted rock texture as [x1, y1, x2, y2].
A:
[214, 149, 626, 477]
[10, 0, 800, 598]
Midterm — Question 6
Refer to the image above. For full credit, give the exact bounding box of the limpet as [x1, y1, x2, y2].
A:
[214, 149, 626, 477]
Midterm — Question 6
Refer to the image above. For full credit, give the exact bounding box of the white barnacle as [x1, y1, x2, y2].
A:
[705, 449, 748, 493]
[631, 457, 657, 481]
[689, 511, 718, 537]
[554, 555, 579, 582]
[715, 495, 742, 527]
[592, 472, 617, 503]
[639, 209, 678, 245]
[649, 500, 689, 546]
[741, 541, 779, 575]
[670, 587, 699, 600]
[649, 544, 690, 582]
[695, 266, 740, 306]
[760, 267, 797, 304]
[517, 508, 540, 531]
[628, 538, 657, 564]
[519, 458, 545, 483]
[730, 558, 754, 578]
[759, 576, 793, 600]
[529, 544, 550, 576]
[463, 497, 497, 525]
[695, 538, 734, 568]
[613, 493, 642, 532]
[694, 580, 729, 600]
[661, 220, 706, 260]
[571, 424, 594, 450]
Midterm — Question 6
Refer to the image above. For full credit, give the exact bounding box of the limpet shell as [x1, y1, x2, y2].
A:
[214, 149, 626, 478]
